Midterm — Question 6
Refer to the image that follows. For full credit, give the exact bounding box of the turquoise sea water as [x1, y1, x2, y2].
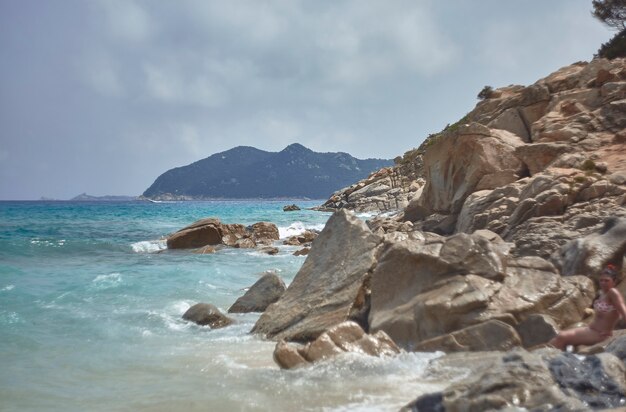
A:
[0, 200, 445, 411]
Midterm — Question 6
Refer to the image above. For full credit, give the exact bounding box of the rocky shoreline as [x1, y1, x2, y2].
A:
[172, 58, 626, 410]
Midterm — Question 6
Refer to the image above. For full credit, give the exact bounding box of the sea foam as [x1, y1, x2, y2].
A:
[278, 221, 326, 238]
[131, 239, 167, 253]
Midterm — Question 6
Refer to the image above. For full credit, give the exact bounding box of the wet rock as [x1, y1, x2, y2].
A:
[258, 246, 279, 255]
[182, 303, 233, 328]
[228, 272, 286, 313]
[409, 350, 587, 412]
[282, 230, 318, 246]
[167, 218, 223, 249]
[167, 218, 279, 250]
[273, 340, 308, 369]
[192, 245, 216, 254]
[548, 352, 626, 409]
[249, 222, 280, 245]
[272, 321, 401, 369]
[234, 238, 256, 248]
[282, 204, 301, 211]
[293, 247, 310, 256]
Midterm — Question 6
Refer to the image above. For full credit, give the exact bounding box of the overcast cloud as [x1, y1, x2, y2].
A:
[0, 0, 613, 199]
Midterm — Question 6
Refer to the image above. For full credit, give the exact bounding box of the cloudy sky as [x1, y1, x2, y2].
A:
[0, 0, 614, 200]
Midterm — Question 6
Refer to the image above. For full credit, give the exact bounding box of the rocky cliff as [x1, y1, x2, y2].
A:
[322, 58, 626, 260]
[246, 58, 626, 410]
[143, 143, 392, 200]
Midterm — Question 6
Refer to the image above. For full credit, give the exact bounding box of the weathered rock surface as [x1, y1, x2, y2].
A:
[249, 222, 280, 245]
[182, 303, 233, 328]
[282, 230, 318, 246]
[167, 218, 224, 249]
[418, 125, 526, 215]
[368, 232, 594, 350]
[551, 216, 626, 277]
[166, 218, 279, 250]
[228, 272, 286, 314]
[317, 167, 425, 213]
[251, 210, 382, 341]
[273, 321, 400, 369]
[404, 349, 626, 411]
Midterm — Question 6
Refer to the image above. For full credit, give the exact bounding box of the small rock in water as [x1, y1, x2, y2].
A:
[182, 303, 233, 328]
[258, 246, 279, 255]
[293, 247, 310, 256]
[283, 204, 301, 212]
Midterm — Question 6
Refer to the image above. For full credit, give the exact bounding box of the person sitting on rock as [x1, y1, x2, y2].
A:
[550, 264, 626, 350]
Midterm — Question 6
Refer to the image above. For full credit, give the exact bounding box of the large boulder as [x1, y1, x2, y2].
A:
[418, 124, 525, 215]
[166, 218, 279, 250]
[167, 218, 223, 249]
[368, 232, 594, 350]
[182, 303, 233, 328]
[551, 216, 626, 277]
[251, 210, 382, 341]
[273, 321, 400, 369]
[228, 272, 286, 313]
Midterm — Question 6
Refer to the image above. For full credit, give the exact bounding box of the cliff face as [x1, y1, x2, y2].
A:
[143, 143, 392, 200]
[323, 58, 626, 259]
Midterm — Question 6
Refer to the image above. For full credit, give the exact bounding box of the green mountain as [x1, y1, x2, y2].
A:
[143, 143, 392, 199]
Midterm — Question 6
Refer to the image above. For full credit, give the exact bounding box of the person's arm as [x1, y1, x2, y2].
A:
[608, 288, 626, 320]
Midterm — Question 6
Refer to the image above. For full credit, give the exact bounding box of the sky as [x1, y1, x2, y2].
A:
[0, 0, 615, 200]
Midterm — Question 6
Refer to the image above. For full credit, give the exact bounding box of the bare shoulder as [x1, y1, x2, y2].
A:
[608, 288, 625, 301]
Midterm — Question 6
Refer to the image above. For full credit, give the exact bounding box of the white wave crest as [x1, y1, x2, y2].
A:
[131, 239, 167, 253]
[30, 238, 66, 247]
[1, 285, 15, 292]
[278, 221, 325, 239]
[92, 273, 123, 289]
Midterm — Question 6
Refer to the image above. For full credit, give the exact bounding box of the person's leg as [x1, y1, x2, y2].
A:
[549, 326, 606, 350]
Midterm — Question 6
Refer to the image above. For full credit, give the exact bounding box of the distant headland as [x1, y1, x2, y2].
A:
[142, 143, 393, 200]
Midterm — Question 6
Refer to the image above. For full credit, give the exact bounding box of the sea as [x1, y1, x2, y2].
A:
[0, 200, 450, 412]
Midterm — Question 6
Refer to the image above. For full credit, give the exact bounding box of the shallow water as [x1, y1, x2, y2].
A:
[0, 200, 448, 411]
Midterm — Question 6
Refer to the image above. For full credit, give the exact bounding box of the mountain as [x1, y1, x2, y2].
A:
[142, 143, 393, 199]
